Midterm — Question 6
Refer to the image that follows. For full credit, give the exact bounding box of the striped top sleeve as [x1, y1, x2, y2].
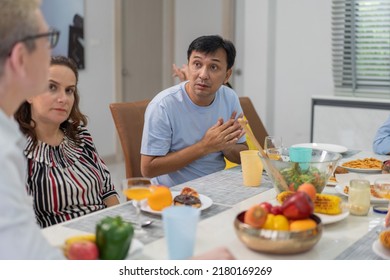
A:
[24, 126, 118, 228]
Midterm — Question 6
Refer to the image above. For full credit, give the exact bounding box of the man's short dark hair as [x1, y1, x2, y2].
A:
[187, 35, 236, 70]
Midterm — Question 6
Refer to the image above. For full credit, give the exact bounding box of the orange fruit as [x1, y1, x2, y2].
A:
[297, 183, 317, 202]
[289, 218, 317, 231]
[147, 185, 173, 211]
[244, 205, 268, 228]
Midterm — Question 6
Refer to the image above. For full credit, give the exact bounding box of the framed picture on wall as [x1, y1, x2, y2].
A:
[41, 0, 85, 69]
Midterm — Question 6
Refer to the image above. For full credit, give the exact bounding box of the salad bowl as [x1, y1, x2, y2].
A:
[259, 148, 342, 193]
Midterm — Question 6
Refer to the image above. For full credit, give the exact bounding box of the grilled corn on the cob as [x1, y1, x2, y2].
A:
[314, 193, 342, 215]
[276, 191, 295, 204]
[276, 191, 342, 215]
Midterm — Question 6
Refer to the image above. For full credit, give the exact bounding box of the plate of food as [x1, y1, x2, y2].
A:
[327, 176, 338, 186]
[291, 143, 348, 153]
[335, 184, 388, 203]
[341, 158, 382, 173]
[372, 240, 390, 260]
[315, 208, 349, 225]
[137, 187, 213, 215]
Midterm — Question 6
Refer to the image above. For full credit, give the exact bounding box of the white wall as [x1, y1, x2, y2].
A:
[77, 0, 118, 158]
[272, 0, 333, 146]
[238, 0, 271, 134]
[174, 0, 225, 69]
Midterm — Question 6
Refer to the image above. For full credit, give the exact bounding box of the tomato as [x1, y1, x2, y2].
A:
[259, 202, 272, 213]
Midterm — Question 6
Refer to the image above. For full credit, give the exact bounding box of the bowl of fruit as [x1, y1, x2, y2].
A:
[260, 147, 342, 194]
[234, 189, 323, 254]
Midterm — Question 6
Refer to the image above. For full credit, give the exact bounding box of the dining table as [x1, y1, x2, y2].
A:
[41, 150, 390, 260]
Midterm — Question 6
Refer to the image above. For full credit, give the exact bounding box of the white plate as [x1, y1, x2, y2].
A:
[316, 209, 349, 225]
[341, 166, 382, 174]
[125, 238, 144, 259]
[372, 240, 390, 259]
[137, 191, 213, 215]
[335, 184, 388, 203]
[292, 143, 348, 153]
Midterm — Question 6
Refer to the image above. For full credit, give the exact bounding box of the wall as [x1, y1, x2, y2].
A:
[272, 1, 333, 146]
[76, 0, 118, 158]
[237, 0, 271, 135]
[174, 0, 226, 69]
[235, 0, 334, 148]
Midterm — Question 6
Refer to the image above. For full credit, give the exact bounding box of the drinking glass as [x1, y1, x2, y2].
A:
[374, 178, 390, 200]
[373, 178, 390, 217]
[122, 177, 152, 236]
[264, 136, 283, 150]
[264, 136, 283, 160]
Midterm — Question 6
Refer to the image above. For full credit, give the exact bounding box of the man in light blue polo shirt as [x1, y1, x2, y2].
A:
[141, 35, 248, 187]
[373, 114, 390, 155]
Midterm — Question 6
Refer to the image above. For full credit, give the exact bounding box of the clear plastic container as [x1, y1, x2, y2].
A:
[348, 179, 370, 216]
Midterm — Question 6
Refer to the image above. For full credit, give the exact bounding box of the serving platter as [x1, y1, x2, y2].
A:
[340, 157, 383, 173]
[137, 191, 213, 215]
[342, 166, 382, 174]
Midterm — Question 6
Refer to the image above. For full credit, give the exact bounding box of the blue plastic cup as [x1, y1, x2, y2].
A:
[162, 206, 200, 259]
[289, 147, 312, 170]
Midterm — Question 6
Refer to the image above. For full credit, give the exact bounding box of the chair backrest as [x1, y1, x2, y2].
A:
[239, 96, 269, 147]
[109, 99, 150, 178]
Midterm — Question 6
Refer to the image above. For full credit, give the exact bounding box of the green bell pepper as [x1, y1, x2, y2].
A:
[96, 216, 134, 260]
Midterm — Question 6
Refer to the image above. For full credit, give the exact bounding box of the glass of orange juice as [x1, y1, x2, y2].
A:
[122, 177, 152, 235]
[374, 178, 390, 200]
[264, 136, 283, 160]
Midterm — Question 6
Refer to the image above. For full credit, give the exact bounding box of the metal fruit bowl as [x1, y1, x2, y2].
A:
[234, 211, 323, 254]
[259, 148, 342, 194]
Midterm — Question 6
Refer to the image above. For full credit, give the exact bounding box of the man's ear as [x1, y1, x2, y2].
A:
[8, 42, 28, 78]
[224, 68, 233, 84]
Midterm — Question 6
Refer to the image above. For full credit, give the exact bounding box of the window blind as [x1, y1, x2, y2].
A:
[332, 0, 390, 94]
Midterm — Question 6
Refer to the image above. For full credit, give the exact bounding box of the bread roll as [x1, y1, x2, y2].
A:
[379, 230, 390, 249]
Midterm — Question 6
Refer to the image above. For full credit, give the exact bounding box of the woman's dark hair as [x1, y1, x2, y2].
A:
[14, 55, 88, 148]
[187, 35, 236, 70]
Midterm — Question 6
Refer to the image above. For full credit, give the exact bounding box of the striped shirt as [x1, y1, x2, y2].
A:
[24, 126, 118, 228]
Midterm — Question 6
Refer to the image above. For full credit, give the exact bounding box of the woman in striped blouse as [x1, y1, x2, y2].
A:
[14, 56, 119, 228]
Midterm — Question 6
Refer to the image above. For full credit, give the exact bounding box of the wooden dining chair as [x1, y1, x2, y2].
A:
[239, 96, 269, 147]
[109, 99, 150, 178]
